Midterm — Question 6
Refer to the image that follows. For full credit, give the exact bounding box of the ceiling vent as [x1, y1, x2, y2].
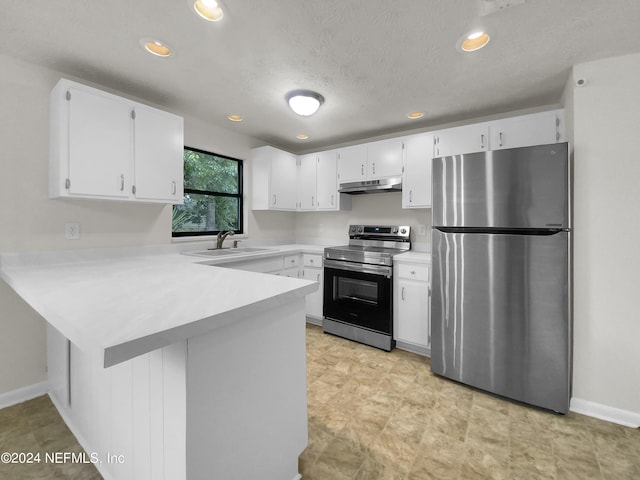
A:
[479, 0, 526, 16]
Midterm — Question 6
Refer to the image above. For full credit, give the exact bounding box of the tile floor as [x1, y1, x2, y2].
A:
[0, 395, 101, 480]
[1, 324, 639, 479]
[301, 324, 640, 480]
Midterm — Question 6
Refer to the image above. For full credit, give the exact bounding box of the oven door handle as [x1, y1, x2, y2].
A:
[324, 259, 392, 278]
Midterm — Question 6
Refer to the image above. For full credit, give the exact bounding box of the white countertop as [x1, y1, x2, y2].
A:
[0, 244, 322, 367]
[394, 251, 431, 263]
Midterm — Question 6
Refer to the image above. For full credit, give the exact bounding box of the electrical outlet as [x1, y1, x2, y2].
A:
[418, 224, 427, 236]
[318, 223, 324, 233]
[65, 222, 81, 240]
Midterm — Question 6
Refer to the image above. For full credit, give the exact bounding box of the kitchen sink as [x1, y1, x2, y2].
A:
[185, 247, 276, 257]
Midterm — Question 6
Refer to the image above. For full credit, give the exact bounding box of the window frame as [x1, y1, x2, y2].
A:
[172, 146, 244, 238]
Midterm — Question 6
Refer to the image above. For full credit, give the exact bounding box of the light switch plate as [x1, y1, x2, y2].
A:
[65, 222, 80, 240]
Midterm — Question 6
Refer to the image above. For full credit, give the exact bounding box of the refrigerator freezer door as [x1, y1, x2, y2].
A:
[432, 143, 569, 229]
[430, 229, 571, 413]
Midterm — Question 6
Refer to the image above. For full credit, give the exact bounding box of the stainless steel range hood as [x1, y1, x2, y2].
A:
[338, 177, 402, 195]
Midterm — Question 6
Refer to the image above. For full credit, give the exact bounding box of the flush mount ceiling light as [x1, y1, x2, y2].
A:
[457, 30, 491, 52]
[296, 134, 310, 140]
[193, 0, 224, 21]
[285, 90, 325, 116]
[407, 112, 424, 120]
[227, 115, 243, 122]
[140, 39, 172, 57]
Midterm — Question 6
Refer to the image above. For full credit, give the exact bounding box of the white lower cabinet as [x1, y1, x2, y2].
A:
[394, 258, 431, 356]
[301, 253, 323, 321]
[282, 254, 300, 277]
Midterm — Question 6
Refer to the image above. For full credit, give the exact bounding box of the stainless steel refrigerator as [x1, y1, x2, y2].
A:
[430, 143, 571, 413]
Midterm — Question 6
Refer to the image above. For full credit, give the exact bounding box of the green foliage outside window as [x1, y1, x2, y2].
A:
[172, 147, 243, 236]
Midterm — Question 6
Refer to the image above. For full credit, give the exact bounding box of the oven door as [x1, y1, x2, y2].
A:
[323, 259, 393, 334]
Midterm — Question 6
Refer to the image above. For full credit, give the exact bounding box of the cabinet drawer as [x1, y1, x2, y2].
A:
[397, 263, 429, 281]
[283, 254, 300, 269]
[303, 253, 322, 267]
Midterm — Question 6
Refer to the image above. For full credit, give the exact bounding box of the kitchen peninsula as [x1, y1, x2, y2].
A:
[0, 247, 317, 480]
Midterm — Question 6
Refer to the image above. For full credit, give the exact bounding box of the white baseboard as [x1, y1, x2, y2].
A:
[0, 381, 49, 409]
[305, 315, 322, 327]
[570, 397, 640, 428]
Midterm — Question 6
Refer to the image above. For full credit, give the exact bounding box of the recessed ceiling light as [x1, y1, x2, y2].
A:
[285, 90, 325, 116]
[457, 30, 490, 52]
[227, 115, 243, 122]
[141, 39, 172, 57]
[407, 112, 424, 120]
[296, 134, 310, 140]
[193, 0, 224, 21]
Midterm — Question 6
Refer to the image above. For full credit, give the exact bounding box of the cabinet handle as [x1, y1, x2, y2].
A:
[120, 174, 125, 191]
[401, 286, 406, 301]
[499, 132, 504, 147]
[316, 273, 320, 281]
[171, 181, 177, 195]
[273, 194, 276, 205]
[372, 162, 376, 175]
[331, 194, 335, 206]
[309, 259, 314, 263]
[410, 270, 416, 275]
[312, 196, 315, 207]
[480, 134, 485, 149]
[409, 190, 413, 203]
[361, 164, 364, 176]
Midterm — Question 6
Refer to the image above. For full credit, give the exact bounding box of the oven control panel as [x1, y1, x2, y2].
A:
[348, 224, 410, 240]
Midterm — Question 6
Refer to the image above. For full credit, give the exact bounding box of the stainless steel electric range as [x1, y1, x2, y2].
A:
[323, 224, 411, 351]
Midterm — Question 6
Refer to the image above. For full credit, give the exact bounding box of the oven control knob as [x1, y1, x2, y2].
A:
[357, 226, 364, 233]
[392, 227, 398, 233]
[400, 228, 407, 234]
[350, 226, 357, 233]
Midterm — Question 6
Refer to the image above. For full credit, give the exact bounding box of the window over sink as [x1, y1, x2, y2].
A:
[172, 146, 243, 237]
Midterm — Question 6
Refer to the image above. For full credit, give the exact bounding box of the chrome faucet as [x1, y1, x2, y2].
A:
[216, 230, 235, 249]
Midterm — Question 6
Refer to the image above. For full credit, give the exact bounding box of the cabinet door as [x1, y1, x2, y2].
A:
[366, 137, 404, 179]
[302, 267, 323, 318]
[402, 133, 433, 208]
[490, 111, 561, 150]
[269, 149, 297, 210]
[67, 87, 132, 198]
[297, 154, 317, 211]
[433, 123, 489, 157]
[337, 144, 367, 183]
[316, 150, 339, 210]
[396, 278, 430, 348]
[133, 104, 184, 203]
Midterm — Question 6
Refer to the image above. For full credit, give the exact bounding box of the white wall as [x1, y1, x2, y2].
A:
[570, 52, 640, 423]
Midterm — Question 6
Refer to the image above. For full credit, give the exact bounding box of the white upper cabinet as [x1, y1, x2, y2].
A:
[365, 138, 404, 179]
[489, 109, 564, 150]
[133, 104, 184, 202]
[337, 139, 403, 183]
[316, 149, 344, 211]
[402, 133, 433, 208]
[432, 123, 490, 158]
[297, 153, 318, 211]
[336, 144, 367, 183]
[251, 146, 297, 211]
[431, 109, 565, 158]
[55, 84, 133, 199]
[49, 79, 184, 204]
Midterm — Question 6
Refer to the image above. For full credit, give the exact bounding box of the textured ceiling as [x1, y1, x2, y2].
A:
[2, 0, 640, 153]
